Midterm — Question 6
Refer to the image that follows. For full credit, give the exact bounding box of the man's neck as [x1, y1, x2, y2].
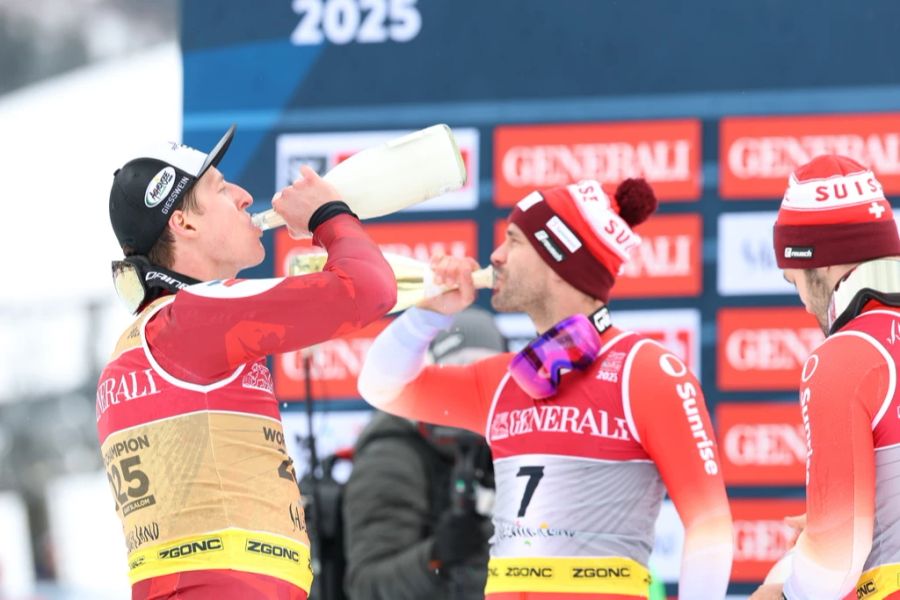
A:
[170, 255, 236, 283]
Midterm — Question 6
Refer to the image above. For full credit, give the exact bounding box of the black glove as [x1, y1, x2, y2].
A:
[430, 509, 490, 568]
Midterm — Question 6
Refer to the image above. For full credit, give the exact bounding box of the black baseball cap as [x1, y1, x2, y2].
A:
[109, 125, 236, 255]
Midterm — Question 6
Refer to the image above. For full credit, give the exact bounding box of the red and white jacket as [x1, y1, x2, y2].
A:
[781, 303, 900, 600]
[358, 307, 734, 600]
[97, 215, 395, 599]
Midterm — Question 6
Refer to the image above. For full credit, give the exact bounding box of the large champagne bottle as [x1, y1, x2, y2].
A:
[252, 124, 466, 232]
[289, 252, 493, 313]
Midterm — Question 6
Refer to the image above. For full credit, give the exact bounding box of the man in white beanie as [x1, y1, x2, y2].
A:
[751, 155, 900, 600]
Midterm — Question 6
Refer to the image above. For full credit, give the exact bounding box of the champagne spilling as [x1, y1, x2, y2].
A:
[290, 252, 493, 313]
[252, 124, 467, 233]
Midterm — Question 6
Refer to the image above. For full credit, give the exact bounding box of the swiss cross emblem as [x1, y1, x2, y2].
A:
[869, 202, 886, 219]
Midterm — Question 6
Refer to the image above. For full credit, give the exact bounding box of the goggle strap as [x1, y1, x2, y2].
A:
[112, 256, 201, 313]
[588, 306, 612, 335]
[141, 264, 201, 294]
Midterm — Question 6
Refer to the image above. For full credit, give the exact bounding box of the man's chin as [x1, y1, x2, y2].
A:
[239, 249, 266, 273]
[252, 246, 266, 267]
[490, 295, 515, 313]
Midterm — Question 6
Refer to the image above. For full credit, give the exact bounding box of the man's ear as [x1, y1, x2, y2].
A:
[168, 208, 199, 240]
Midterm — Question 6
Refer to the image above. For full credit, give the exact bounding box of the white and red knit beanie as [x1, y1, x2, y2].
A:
[508, 178, 657, 302]
[774, 155, 900, 268]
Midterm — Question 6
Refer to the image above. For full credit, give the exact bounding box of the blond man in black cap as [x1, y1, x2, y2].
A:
[98, 127, 395, 600]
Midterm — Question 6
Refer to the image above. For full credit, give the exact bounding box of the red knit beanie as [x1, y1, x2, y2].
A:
[508, 179, 657, 302]
[774, 155, 900, 268]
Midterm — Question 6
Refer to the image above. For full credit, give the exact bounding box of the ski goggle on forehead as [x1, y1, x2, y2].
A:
[508, 310, 608, 399]
[111, 256, 198, 313]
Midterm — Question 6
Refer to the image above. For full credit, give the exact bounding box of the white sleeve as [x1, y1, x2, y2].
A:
[782, 535, 868, 600]
[678, 540, 734, 600]
[357, 307, 454, 408]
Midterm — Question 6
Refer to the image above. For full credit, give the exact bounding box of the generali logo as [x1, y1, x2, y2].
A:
[274, 220, 478, 278]
[615, 214, 702, 298]
[717, 308, 825, 391]
[730, 499, 806, 582]
[720, 113, 900, 198]
[274, 319, 391, 400]
[489, 406, 631, 442]
[493, 120, 702, 206]
[716, 402, 806, 485]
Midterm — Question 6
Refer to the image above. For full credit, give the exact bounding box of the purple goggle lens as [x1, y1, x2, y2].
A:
[508, 314, 602, 399]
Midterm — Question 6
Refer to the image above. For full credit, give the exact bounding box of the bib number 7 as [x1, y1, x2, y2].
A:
[515, 465, 545, 517]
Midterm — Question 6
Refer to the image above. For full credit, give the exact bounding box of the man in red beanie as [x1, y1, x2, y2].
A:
[751, 155, 900, 600]
[358, 179, 734, 599]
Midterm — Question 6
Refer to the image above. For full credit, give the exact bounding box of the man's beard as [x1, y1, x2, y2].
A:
[491, 277, 536, 314]
[813, 308, 829, 335]
[490, 287, 517, 313]
[804, 269, 833, 335]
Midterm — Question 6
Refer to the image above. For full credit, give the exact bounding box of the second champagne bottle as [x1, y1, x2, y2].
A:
[289, 252, 493, 314]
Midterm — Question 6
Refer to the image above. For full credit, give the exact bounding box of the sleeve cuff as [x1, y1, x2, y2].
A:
[402, 307, 455, 339]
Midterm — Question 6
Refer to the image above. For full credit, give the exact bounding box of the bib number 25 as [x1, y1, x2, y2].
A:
[107, 456, 153, 515]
